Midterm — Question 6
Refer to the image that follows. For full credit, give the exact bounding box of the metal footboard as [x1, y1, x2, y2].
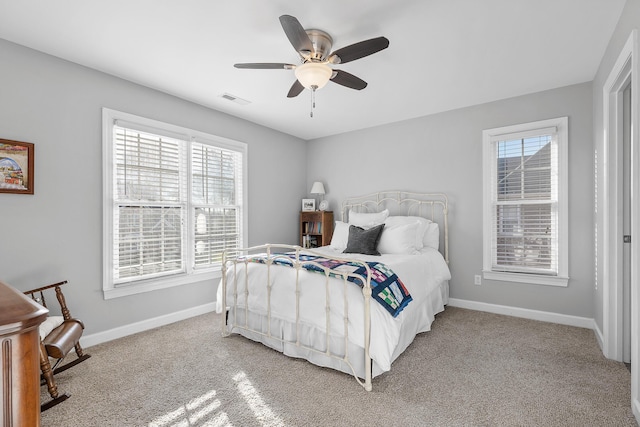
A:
[221, 244, 374, 391]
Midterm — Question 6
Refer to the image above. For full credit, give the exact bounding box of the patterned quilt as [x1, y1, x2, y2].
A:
[242, 253, 412, 317]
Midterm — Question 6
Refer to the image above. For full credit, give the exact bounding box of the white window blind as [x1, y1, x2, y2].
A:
[113, 126, 187, 283]
[191, 142, 243, 267]
[103, 108, 247, 298]
[483, 117, 568, 286]
[493, 133, 556, 274]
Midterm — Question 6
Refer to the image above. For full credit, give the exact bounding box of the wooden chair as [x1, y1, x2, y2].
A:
[23, 280, 91, 411]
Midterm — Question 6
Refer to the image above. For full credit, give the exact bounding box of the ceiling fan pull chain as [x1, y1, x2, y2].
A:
[310, 85, 317, 118]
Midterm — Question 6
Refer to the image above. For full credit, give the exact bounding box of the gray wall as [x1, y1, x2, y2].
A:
[307, 82, 594, 318]
[592, 0, 640, 331]
[0, 39, 307, 335]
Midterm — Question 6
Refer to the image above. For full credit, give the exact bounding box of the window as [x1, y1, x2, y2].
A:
[102, 109, 247, 299]
[482, 117, 568, 286]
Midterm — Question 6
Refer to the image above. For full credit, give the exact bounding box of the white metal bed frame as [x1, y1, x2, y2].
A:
[220, 191, 449, 391]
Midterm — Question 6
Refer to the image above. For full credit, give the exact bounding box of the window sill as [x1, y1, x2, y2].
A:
[482, 270, 569, 287]
[103, 269, 221, 300]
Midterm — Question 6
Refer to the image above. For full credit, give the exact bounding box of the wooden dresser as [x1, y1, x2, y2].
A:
[0, 281, 48, 426]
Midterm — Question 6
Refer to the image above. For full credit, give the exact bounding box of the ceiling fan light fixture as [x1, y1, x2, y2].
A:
[294, 62, 332, 90]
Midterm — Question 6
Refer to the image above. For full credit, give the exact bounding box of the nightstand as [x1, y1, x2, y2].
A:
[300, 211, 334, 248]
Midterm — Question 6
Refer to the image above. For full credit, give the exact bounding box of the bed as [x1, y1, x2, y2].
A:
[216, 191, 451, 391]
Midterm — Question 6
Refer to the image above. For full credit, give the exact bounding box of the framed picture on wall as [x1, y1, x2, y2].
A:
[302, 198, 315, 211]
[0, 139, 34, 195]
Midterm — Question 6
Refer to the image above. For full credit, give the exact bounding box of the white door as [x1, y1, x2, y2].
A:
[623, 82, 632, 364]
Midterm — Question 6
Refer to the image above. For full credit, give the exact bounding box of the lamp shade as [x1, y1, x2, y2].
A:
[295, 63, 332, 89]
[310, 181, 325, 195]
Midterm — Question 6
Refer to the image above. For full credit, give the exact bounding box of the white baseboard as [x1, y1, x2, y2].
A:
[447, 298, 595, 329]
[81, 302, 216, 348]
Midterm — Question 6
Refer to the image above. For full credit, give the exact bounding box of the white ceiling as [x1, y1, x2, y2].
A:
[0, 0, 626, 140]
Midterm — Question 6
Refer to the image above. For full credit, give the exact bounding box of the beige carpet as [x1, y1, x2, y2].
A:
[41, 307, 638, 427]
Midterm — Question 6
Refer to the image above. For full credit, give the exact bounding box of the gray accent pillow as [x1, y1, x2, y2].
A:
[343, 224, 385, 256]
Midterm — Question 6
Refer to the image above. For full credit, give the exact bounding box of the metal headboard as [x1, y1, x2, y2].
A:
[341, 191, 449, 263]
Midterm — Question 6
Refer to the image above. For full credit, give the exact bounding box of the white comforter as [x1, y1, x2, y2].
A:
[216, 246, 451, 374]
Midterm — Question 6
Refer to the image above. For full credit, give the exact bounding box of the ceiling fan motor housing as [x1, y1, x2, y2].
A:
[305, 29, 333, 62]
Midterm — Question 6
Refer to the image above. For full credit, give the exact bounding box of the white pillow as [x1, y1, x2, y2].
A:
[423, 222, 440, 250]
[348, 209, 389, 228]
[377, 222, 420, 255]
[330, 220, 350, 250]
[384, 216, 430, 250]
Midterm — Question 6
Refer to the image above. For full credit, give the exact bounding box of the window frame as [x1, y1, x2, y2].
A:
[102, 108, 248, 299]
[482, 117, 569, 287]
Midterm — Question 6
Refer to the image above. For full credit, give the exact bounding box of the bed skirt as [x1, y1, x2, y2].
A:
[222, 279, 448, 380]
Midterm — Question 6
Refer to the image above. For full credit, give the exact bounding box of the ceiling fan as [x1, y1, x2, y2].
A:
[234, 15, 389, 106]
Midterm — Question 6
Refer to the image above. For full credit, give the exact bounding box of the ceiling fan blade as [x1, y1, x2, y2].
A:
[279, 15, 314, 56]
[330, 70, 367, 90]
[287, 80, 305, 98]
[329, 36, 389, 64]
[234, 63, 295, 69]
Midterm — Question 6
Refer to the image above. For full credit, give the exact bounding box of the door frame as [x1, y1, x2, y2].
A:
[601, 29, 639, 420]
